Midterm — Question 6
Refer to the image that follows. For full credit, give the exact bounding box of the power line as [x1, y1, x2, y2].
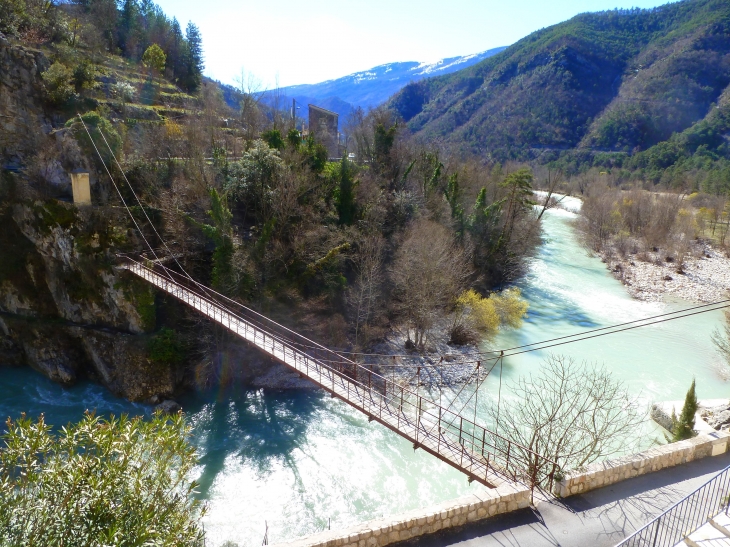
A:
[206, 299, 730, 362]
[500, 303, 730, 359]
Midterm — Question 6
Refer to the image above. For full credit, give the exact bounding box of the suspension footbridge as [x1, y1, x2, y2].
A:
[121, 257, 556, 489]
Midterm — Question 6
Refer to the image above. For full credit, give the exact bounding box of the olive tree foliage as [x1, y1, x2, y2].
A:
[389, 219, 472, 348]
[0, 412, 206, 546]
[225, 139, 286, 224]
[489, 355, 645, 491]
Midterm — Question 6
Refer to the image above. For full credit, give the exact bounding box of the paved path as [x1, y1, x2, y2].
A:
[398, 453, 730, 547]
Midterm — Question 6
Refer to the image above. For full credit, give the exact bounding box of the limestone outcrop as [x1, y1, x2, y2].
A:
[0, 32, 49, 168]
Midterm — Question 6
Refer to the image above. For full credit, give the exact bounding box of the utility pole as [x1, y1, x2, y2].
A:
[292, 98, 296, 129]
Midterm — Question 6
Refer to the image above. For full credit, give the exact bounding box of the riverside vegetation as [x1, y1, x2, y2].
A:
[2, 0, 730, 544]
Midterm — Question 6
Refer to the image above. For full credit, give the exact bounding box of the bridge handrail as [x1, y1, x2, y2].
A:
[119, 255, 560, 482]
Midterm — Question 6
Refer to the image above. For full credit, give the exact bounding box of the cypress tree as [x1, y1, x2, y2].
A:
[336, 156, 356, 225]
[672, 379, 698, 441]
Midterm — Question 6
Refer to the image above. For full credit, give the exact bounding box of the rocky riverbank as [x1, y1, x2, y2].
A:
[652, 398, 730, 433]
[368, 320, 494, 388]
[599, 241, 730, 303]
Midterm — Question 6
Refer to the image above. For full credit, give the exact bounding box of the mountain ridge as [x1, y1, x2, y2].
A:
[271, 47, 506, 122]
[388, 0, 730, 183]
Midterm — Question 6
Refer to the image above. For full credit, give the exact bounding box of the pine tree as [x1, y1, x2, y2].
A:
[118, 0, 139, 58]
[672, 379, 698, 441]
[180, 21, 203, 91]
[169, 18, 183, 80]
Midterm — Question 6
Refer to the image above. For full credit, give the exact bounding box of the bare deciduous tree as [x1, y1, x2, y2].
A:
[234, 67, 267, 141]
[712, 307, 730, 368]
[489, 355, 646, 492]
[389, 219, 472, 348]
[579, 185, 621, 251]
[348, 235, 385, 347]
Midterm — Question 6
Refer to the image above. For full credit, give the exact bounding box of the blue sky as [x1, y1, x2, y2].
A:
[154, 0, 674, 89]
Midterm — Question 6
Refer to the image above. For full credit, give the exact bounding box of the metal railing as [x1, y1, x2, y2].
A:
[615, 464, 730, 547]
[120, 256, 560, 489]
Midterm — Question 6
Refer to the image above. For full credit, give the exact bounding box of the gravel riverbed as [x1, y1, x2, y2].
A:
[599, 242, 730, 303]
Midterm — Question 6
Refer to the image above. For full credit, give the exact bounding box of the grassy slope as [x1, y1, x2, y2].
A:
[391, 0, 730, 162]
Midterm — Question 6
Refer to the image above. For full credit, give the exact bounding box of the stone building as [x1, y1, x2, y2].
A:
[308, 104, 339, 159]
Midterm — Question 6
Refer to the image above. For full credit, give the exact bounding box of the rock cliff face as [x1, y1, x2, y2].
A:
[0, 35, 184, 401]
[0, 34, 308, 401]
[0, 199, 181, 401]
[0, 32, 48, 169]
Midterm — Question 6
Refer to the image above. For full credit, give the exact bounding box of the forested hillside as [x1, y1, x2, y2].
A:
[391, 0, 730, 191]
[0, 0, 203, 92]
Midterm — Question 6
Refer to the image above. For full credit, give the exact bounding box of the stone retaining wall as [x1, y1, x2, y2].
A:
[273, 430, 730, 547]
[270, 482, 531, 547]
[552, 430, 730, 498]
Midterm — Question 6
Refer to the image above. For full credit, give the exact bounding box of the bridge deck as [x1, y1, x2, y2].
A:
[123, 260, 549, 489]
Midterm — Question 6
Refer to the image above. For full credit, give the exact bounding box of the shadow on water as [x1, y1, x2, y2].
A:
[179, 385, 323, 498]
[519, 283, 599, 329]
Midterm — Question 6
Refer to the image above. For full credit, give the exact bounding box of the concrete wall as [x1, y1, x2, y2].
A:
[552, 430, 730, 498]
[70, 172, 91, 205]
[271, 482, 531, 547]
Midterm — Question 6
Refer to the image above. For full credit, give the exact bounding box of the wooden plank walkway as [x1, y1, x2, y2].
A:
[122, 259, 552, 489]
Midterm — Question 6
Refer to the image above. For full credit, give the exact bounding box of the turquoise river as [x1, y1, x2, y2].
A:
[0, 196, 727, 546]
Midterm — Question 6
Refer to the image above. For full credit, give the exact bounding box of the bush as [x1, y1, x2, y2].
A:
[449, 288, 528, 344]
[110, 81, 136, 102]
[65, 111, 123, 168]
[0, 412, 206, 546]
[261, 129, 284, 151]
[41, 62, 75, 106]
[148, 327, 183, 365]
[71, 59, 101, 93]
[142, 44, 167, 74]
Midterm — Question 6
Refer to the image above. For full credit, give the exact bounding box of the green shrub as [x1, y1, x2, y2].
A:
[71, 59, 101, 93]
[41, 62, 75, 106]
[262, 129, 284, 150]
[65, 111, 123, 168]
[0, 412, 206, 546]
[142, 44, 167, 74]
[148, 327, 183, 365]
